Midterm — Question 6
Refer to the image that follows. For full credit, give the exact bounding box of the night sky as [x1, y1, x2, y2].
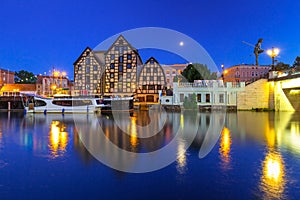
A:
[1, 0, 300, 79]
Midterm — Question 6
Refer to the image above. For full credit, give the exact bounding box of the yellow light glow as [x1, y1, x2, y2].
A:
[176, 139, 187, 174]
[266, 48, 280, 57]
[130, 117, 138, 149]
[49, 121, 68, 158]
[180, 114, 184, 129]
[53, 71, 60, 77]
[219, 127, 231, 166]
[61, 71, 66, 77]
[260, 151, 285, 199]
[224, 70, 228, 74]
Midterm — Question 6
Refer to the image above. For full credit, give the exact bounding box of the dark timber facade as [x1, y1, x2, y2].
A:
[74, 35, 167, 101]
[137, 57, 167, 102]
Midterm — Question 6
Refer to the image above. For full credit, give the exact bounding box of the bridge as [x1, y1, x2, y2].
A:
[269, 73, 300, 111]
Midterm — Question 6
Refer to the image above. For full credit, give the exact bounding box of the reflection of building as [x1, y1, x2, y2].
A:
[0, 68, 14, 87]
[223, 64, 270, 83]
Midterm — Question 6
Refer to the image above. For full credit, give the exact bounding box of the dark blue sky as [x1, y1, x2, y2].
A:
[1, 0, 300, 79]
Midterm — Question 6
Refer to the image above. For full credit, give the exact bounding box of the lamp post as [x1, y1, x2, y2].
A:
[266, 47, 280, 71]
[221, 64, 225, 82]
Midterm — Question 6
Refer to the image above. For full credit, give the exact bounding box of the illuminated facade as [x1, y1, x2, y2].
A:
[73, 47, 104, 95]
[137, 57, 167, 102]
[223, 64, 270, 83]
[36, 75, 70, 96]
[104, 35, 142, 96]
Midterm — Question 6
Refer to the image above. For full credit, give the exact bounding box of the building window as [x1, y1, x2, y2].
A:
[142, 85, 147, 90]
[205, 94, 210, 103]
[127, 82, 131, 87]
[86, 58, 90, 65]
[127, 73, 131, 79]
[78, 65, 82, 71]
[86, 66, 90, 73]
[127, 63, 132, 69]
[93, 65, 98, 71]
[180, 94, 184, 102]
[252, 72, 255, 77]
[127, 54, 132, 60]
[157, 85, 162, 90]
[153, 68, 158, 73]
[110, 63, 115, 69]
[119, 65, 123, 72]
[197, 94, 201, 102]
[146, 68, 151, 73]
[219, 94, 224, 103]
[150, 77, 154, 81]
[110, 73, 114, 78]
[110, 82, 114, 88]
[93, 74, 98, 80]
[149, 85, 155, 90]
[111, 55, 115, 60]
[119, 56, 123, 63]
[115, 46, 119, 51]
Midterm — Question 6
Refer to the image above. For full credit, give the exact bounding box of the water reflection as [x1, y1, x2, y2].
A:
[176, 138, 187, 174]
[49, 120, 68, 158]
[219, 127, 231, 170]
[260, 150, 285, 199]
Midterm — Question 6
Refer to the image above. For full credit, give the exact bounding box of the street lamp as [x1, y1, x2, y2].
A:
[221, 64, 225, 82]
[266, 47, 280, 70]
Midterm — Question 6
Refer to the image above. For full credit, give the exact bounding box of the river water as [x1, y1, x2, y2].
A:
[0, 111, 299, 199]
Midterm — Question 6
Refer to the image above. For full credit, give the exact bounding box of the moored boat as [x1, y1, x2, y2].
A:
[25, 95, 103, 114]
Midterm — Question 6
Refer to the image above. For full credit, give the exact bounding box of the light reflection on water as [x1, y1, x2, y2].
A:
[48, 120, 68, 158]
[219, 127, 232, 170]
[0, 111, 300, 199]
[260, 149, 286, 200]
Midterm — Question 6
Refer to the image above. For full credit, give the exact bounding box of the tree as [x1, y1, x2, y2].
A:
[292, 56, 300, 71]
[183, 93, 197, 109]
[181, 63, 217, 82]
[274, 62, 290, 71]
[15, 70, 37, 83]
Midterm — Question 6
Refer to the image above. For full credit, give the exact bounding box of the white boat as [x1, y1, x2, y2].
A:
[25, 95, 103, 114]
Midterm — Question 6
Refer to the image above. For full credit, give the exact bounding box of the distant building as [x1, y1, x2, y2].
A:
[223, 64, 270, 83]
[0, 69, 14, 87]
[0, 84, 36, 96]
[162, 64, 188, 88]
[36, 74, 71, 96]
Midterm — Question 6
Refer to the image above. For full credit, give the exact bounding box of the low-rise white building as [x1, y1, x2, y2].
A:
[160, 80, 245, 110]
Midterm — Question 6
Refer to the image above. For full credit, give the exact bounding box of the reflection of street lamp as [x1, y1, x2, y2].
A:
[266, 47, 280, 71]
